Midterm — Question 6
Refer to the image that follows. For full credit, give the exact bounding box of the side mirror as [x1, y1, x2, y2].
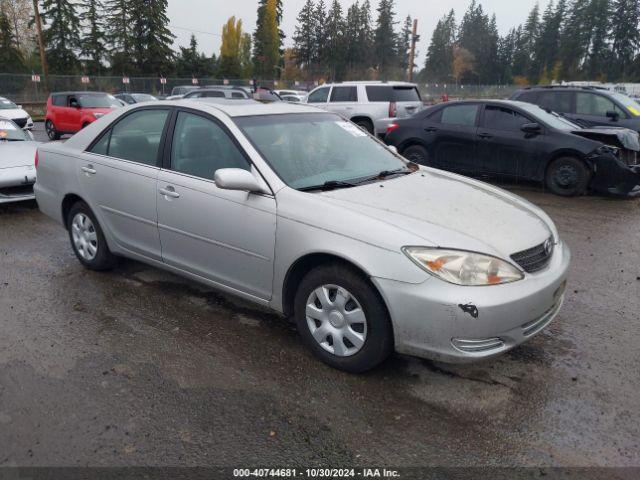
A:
[214, 168, 264, 193]
[387, 145, 398, 155]
[521, 122, 542, 134]
[606, 110, 620, 121]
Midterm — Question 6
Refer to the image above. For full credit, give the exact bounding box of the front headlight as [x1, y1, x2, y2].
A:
[593, 145, 620, 158]
[402, 247, 524, 286]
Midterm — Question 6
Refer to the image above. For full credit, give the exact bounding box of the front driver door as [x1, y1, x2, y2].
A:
[156, 109, 276, 300]
[426, 103, 480, 174]
[477, 105, 543, 180]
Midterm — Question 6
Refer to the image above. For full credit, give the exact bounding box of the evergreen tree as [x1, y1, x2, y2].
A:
[497, 28, 518, 83]
[585, 0, 612, 79]
[424, 10, 456, 82]
[610, 0, 640, 78]
[374, 0, 399, 76]
[344, 2, 360, 76]
[105, 0, 134, 74]
[175, 34, 213, 77]
[131, 0, 175, 75]
[292, 0, 316, 73]
[313, 0, 328, 76]
[559, 0, 592, 78]
[40, 0, 81, 73]
[534, 0, 565, 82]
[399, 15, 412, 75]
[0, 3, 24, 72]
[355, 0, 374, 73]
[253, 0, 280, 78]
[79, 0, 105, 74]
[325, 0, 345, 80]
[458, 1, 499, 83]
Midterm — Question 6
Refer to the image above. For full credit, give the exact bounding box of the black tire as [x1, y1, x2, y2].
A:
[354, 119, 374, 135]
[402, 144, 430, 166]
[66, 201, 117, 270]
[294, 263, 393, 373]
[545, 156, 590, 197]
[45, 120, 60, 141]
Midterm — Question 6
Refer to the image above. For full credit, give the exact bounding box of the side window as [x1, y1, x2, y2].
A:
[171, 111, 249, 180]
[203, 91, 225, 98]
[330, 86, 357, 102]
[89, 130, 111, 155]
[52, 95, 66, 107]
[231, 91, 245, 99]
[537, 91, 572, 113]
[307, 87, 330, 103]
[439, 104, 479, 127]
[484, 106, 529, 131]
[576, 93, 625, 117]
[107, 109, 170, 166]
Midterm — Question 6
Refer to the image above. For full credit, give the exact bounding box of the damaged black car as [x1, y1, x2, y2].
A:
[384, 99, 640, 197]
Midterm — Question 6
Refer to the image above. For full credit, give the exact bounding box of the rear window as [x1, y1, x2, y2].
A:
[366, 86, 421, 102]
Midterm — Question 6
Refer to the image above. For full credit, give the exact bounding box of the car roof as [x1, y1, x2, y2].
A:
[433, 99, 537, 108]
[171, 99, 323, 117]
[50, 91, 109, 96]
[520, 85, 614, 93]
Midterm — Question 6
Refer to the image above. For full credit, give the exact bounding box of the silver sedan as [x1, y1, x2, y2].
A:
[34, 101, 570, 372]
[0, 119, 38, 204]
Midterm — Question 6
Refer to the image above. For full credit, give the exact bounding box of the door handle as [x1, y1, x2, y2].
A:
[81, 165, 97, 175]
[478, 133, 493, 139]
[424, 127, 438, 133]
[159, 186, 180, 199]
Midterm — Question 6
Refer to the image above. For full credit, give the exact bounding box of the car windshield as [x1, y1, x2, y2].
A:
[610, 92, 640, 117]
[0, 119, 28, 141]
[77, 94, 121, 108]
[131, 94, 157, 102]
[0, 98, 18, 110]
[517, 102, 581, 130]
[235, 113, 409, 190]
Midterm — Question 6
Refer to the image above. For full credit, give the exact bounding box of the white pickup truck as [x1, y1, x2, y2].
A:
[304, 81, 424, 137]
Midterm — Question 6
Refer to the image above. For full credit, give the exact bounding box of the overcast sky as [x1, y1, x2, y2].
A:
[167, 0, 553, 65]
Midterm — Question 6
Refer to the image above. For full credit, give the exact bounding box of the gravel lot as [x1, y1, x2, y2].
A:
[1, 132, 639, 468]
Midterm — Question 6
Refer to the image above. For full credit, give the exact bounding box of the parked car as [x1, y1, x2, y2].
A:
[511, 85, 640, 133]
[34, 100, 569, 373]
[0, 96, 34, 130]
[275, 89, 308, 101]
[114, 93, 158, 105]
[0, 118, 38, 204]
[167, 85, 200, 100]
[280, 94, 304, 103]
[253, 87, 282, 103]
[385, 99, 640, 197]
[45, 92, 122, 141]
[305, 81, 423, 136]
[183, 88, 249, 100]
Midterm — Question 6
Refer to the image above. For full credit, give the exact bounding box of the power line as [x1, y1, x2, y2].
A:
[169, 24, 222, 37]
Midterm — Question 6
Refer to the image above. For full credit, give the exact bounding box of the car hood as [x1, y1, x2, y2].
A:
[313, 170, 555, 259]
[0, 108, 29, 120]
[572, 127, 640, 151]
[0, 141, 39, 168]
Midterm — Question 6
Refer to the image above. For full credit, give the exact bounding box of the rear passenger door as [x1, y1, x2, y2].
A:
[83, 107, 171, 260]
[325, 86, 358, 119]
[156, 109, 276, 300]
[425, 103, 480, 174]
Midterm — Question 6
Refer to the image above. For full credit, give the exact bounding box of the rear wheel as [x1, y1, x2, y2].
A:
[45, 120, 60, 141]
[353, 118, 374, 135]
[294, 263, 393, 373]
[402, 144, 430, 166]
[67, 201, 117, 270]
[545, 156, 590, 197]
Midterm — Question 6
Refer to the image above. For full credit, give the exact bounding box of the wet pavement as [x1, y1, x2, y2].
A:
[0, 188, 639, 468]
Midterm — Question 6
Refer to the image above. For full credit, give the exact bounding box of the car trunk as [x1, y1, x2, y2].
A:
[393, 86, 423, 118]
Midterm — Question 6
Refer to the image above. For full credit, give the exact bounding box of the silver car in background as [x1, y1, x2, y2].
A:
[305, 81, 424, 136]
[34, 101, 569, 373]
[0, 119, 38, 204]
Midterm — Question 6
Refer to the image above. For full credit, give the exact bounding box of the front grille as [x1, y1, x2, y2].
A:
[511, 238, 554, 273]
[620, 149, 638, 166]
[12, 117, 27, 128]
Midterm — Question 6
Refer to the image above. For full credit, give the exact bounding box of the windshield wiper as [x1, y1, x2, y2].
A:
[352, 168, 413, 185]
[298, 180, 358, 192]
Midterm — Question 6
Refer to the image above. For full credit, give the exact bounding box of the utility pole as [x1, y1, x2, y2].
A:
[408, 19, 419, 83]
[32, 0, 48, 82]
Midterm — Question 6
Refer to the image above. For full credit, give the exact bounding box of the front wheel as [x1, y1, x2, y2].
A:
[545, 157, 590, 197]
[294, 263, 393, 373]
[67, 201, 118, 270]
[45, 120, 60, 140]
[402, 144, 430, 166]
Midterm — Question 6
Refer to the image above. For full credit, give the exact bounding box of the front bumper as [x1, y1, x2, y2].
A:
[372, 241, 571, 363]
[0, 166, 37, 204]
[589, 154, 640, 196]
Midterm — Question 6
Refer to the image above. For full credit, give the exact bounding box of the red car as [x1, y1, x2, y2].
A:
[45, 92, 122, 140]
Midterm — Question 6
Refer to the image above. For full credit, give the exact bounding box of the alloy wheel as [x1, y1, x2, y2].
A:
[305, 284, 368, 357]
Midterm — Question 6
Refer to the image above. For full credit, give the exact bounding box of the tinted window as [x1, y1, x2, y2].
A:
[393, 87, 421, 102]
[537, 91, 572, 113]
[439, 104, 478, 126]
[366, 86, 394, 102]
[107, 109, 169, 165]
[515, 91, 538, 103]
[307, 87, 330, 103]
[330, 86, 357, 102]
[231, 91, 246, 99]
[484, 106, 529, 131]
[203, 91, 225, 98]
[171, 112, 249, 180]
[90, 130, 110, 155]
[52, 95, 66, 107]
[576, 93, 625, 117]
